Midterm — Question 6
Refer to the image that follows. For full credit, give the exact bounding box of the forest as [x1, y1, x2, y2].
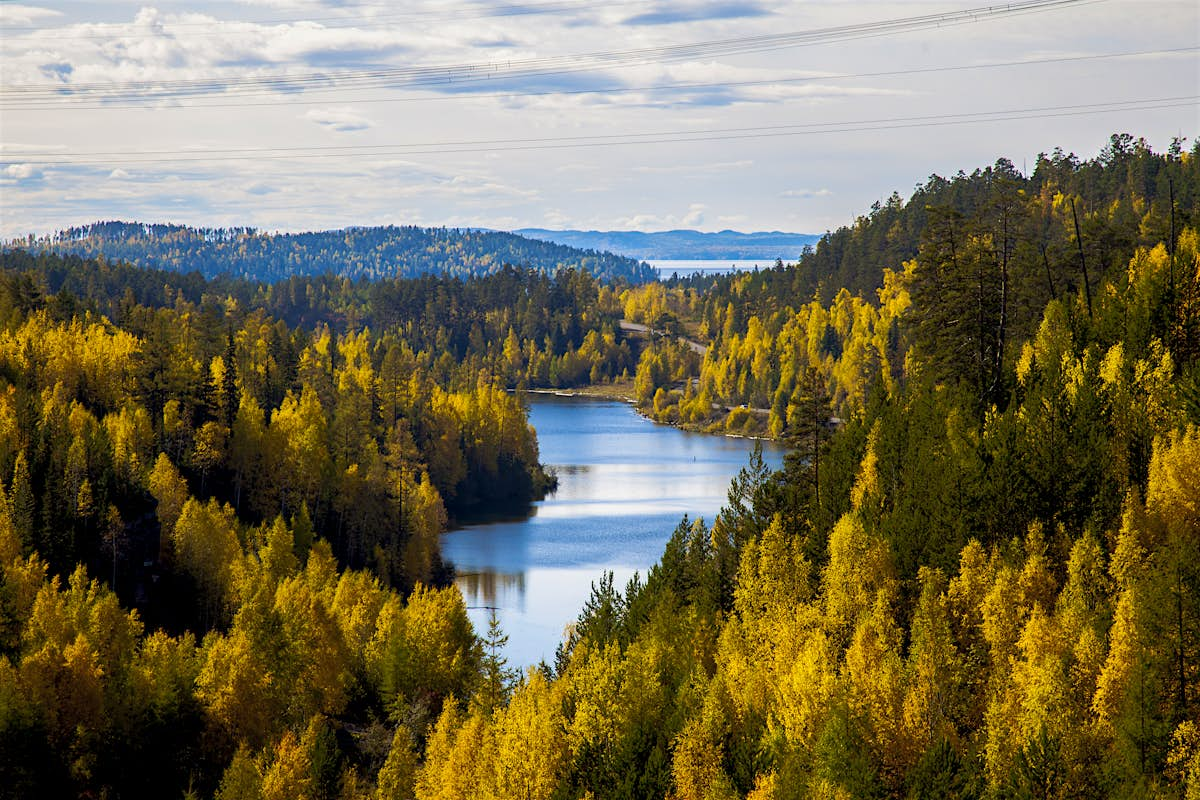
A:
[10, 222, 657, 284]
[0, 133, 1197, 799]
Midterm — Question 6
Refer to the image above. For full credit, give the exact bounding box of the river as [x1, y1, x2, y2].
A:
[441, 394, 788, 668]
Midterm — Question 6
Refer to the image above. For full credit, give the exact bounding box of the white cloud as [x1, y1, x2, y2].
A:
[0, 5, 62, 26]
[632, 160, 752, 174]
[303, 107, 371, 131]
[0, 1, 1195, 239]
[682, 203, 706, 227]
[614, 203, 709, 231]
[4, 164, 38, 180]
[781, 188, 833, 199]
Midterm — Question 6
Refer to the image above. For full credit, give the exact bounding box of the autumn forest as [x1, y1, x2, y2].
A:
[0, 133, 1198, 799]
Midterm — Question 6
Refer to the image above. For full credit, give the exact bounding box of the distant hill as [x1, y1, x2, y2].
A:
[17, 222, 657, 284]
[515, 228, 821, 260]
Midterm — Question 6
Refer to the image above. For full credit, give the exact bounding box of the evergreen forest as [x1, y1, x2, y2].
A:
[0, 133, 1198, 799]
[13, 222, 657, 285]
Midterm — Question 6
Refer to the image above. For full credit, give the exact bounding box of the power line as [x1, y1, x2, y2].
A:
[1, 0, 644, 37]
[2, 46, 1189, 112]
[6, 95, 1192, 167]
[0, 0, 1096, 101]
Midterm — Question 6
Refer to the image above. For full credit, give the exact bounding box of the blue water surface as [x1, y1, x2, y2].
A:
[441, 394, 787, 668]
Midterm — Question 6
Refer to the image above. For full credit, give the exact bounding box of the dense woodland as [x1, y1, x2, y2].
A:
[1, 134, 1198, 799]
[12, 222, 656, 284]
[631, 134, 1200, 440]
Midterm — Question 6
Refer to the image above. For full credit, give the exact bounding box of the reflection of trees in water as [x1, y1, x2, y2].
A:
[457, 571, 526, 606]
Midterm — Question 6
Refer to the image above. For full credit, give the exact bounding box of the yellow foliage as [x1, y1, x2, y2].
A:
[670, 716, 737, 800]
[773, 629, 838, 749]
[1147, 424, 1200, 530]
[173, 497, 242, 623]
[565, 642, 627, 751]
[844, 599, 909, 770]
[262, 729, 313, 800]
[1091, 587, 1141, 737]
[823, 513, 893, 642]
[490, 671, 568, 800]
[376, 727, 418, 800]
[1167, 720, 1200, 800]
[414, 701, 488, 800]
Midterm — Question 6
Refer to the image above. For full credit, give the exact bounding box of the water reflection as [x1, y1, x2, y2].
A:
[455, 570, 527, 609]
[442, 395, 787, 667]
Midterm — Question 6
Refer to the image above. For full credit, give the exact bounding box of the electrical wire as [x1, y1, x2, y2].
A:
[0, 0, 1097, 102]
[1, 46, 1189, 112]
[6, 95, 1192, 167]
[0, 0, 646, 37]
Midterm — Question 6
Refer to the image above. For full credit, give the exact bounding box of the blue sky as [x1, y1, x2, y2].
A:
[1, 0, 1196, 240]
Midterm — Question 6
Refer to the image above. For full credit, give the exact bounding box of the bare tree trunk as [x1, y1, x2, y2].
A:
[1040, 242, 1056, 300]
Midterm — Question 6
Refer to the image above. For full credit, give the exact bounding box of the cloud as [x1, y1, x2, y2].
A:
[781, 188, 833, 199]
[2, 0, 1195, 243]
[432, 175, 539, 202]
[109, 169, 130, 179]
[682, 203, 706, 227]
[0, 4, 62, 26]
[4, 164, 39, 180]
[623, 1, 770, 26]
[632, 160, 752, 174]
[472, 37, 520, 49]
[615, 203, 708, 231]
[303, 107, 371, 131]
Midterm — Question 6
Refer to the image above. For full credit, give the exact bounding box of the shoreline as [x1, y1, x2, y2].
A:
[517, 385, 783, 444]
[520, 385, 638, 404]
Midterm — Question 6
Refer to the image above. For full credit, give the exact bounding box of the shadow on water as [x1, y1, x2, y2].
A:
[450, 501, 538, 529]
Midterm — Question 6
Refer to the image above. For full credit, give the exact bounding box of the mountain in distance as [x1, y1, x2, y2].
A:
[515, 228, 822, 260]
[17, 221, 657, 284]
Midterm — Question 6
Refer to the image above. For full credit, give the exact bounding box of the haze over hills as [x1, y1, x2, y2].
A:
[515, 228, 821, 260]
[14, 221, 657, 284]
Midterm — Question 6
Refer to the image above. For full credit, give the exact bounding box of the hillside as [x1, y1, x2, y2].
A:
[515, 228, 821, 260]
[15, 222, 657, 284]
[1, 134, 1198, 799]
[779, 134, 1200, 301]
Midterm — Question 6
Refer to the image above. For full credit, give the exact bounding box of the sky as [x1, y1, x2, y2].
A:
[0, 0, 1196, 240]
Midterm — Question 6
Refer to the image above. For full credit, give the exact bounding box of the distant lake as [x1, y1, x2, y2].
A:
[649, 259, 790, 279]
[441, 395, 788, 668]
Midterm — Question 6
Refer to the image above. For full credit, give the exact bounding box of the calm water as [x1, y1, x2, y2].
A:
[650, 259, 790, 279]
[441, 395, 787, 668]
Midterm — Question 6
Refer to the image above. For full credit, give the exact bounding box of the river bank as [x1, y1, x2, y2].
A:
[442, 394, 788, 666]
[521, 384, 783, 443]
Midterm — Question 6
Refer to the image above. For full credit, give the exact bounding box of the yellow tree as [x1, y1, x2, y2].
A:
[490, 671, 569, 800]
[414, 701, 489, 800]
[147, 453, 189, 560]
[375, 726, 418, 800]
[903, 567, 965, 755]
[173, 497, 241, 627]
[266, 386, 331, 518]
